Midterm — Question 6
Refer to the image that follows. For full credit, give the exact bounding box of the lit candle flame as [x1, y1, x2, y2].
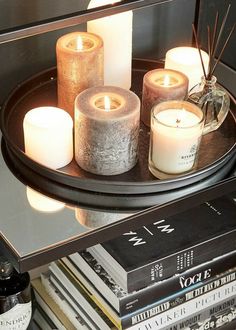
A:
[104, 96, 111, 112]
[76, 36, 83, 51]
[163, 75, 170, 87]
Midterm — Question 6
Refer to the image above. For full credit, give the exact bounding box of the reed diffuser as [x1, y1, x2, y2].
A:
[188, 5, 235, 134]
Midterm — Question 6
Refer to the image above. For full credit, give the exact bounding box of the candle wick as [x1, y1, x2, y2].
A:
[176, 118, 181, 125]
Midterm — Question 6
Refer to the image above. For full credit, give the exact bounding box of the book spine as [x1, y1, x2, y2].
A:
[41, 274, 89, 330]
[33, 290, 67, 330]
[120, 251, 236, 315]
[159, 296, 236, 330]
[126, 279, 236, 330]
[121, 270, 236, 329]
[127, 230, 236, 292]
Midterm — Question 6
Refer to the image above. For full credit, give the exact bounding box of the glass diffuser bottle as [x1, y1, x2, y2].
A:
[188, 6, 234, 134]
[188, 75, 230, 134]
[0, 256, 32, 330]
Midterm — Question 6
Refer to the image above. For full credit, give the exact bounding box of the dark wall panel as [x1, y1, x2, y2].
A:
[197, 0, 236, 71]
[0, 0, 196, 105]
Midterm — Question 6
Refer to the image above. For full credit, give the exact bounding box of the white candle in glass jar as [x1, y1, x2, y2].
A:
[23, 106, 73, 169]
[165, 47, 209, 91]
[87, 0, 133, 89]
[149, 101, 204, 178]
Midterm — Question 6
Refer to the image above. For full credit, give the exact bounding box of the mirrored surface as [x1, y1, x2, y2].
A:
[0, 139, 136, 258]
[1, 130, 236, 265]
[0, 0, 235, 273]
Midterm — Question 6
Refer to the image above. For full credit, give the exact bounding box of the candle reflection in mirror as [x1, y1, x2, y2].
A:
[26, 187, 65, 213]
[75, 208, 133, 229]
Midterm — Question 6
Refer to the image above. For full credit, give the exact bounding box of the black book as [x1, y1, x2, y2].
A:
[87, 195, 236, 293]
[65, 250, 236, 316]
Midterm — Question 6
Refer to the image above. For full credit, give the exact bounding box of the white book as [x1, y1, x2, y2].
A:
[66, 252, 121, 312]
[41, 272, 89, 330]
[49, 261, 114, 330]
[61, 257, 120, 327]
[34, 290, 67, 330]
[33, 308, 55, 330]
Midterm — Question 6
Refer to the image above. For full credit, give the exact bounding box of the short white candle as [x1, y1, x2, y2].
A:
[87, 0, 133, 89]
[26, 187, 65, 213]
[165, 47, 209, 91]
[23, 106, 73, 169]
[149, 101, 204, 178]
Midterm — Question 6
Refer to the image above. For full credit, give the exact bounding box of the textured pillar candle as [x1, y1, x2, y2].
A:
[165, 47, 209, 91]
[23, 106, 73, 169]
[75, 208, 132, 228]
[75, 86, 140, 175]
[141, 69, 188, 127]
[87, 0, 133, 89]
[149, 100, 204, 178]
[26, 187, 65, 213]
[56, 31, 103, 117]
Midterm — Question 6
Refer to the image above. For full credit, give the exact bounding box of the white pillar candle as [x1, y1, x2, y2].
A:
[165, 47, 209, 91]
[149, 100, 204, 178]
[87, 0, 133, 89]
[74, 86, 140, 175]
[23, 106, 73, 169]
[26, 187, 65, 213]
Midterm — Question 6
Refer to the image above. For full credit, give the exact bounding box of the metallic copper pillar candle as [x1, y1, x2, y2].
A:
[56, 32, 104, 117]
[141, 69, 189, 127]
[74, 86, 140, 175]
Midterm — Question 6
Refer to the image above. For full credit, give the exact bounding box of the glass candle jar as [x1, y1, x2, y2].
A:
[149, 100, 204, 179]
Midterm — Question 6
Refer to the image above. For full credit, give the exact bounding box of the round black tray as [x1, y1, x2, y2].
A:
[2, 138, 235, 211]
[1, 59, 236, 195]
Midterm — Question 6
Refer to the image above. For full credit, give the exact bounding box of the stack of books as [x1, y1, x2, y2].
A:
[32, 194, 236, 329]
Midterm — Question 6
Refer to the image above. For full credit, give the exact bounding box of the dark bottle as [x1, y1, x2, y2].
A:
[0, 256, 32, 330]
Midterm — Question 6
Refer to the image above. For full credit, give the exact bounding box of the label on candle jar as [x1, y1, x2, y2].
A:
[176, 144, 198, 169]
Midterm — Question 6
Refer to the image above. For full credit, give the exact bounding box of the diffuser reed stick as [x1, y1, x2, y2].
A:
[192, 4, 235, 80]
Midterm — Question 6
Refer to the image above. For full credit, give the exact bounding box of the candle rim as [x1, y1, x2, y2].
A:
[66, 35, 95, 51]
[23, 106, 73, 129]
[144, 68, 189, 88]
[152, 101, 204, 129]
[75, 86, 140, 120]
[56, 31, 103, 53]
[166, 46, 209, 65]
